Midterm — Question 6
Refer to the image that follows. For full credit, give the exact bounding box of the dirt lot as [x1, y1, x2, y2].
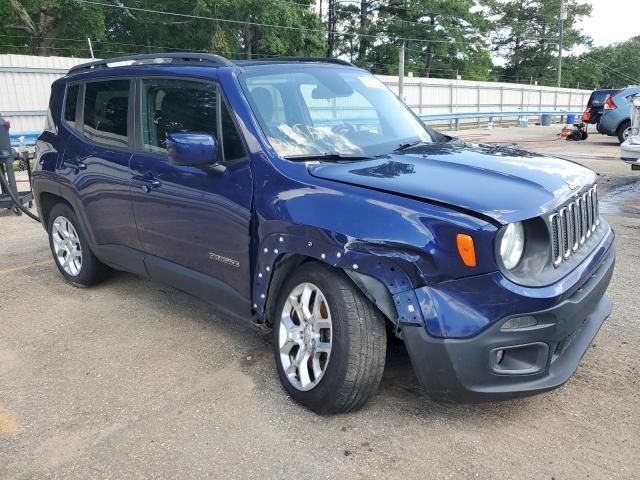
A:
[1, 126, 638, 479]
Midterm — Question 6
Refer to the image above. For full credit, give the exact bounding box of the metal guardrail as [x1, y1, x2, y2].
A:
[9, 110, 581, 147]
[419, 110, 582, 130]
[10, 131, 41, 148]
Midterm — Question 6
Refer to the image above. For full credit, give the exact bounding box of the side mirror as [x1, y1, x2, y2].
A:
[166, 132, 218, 167]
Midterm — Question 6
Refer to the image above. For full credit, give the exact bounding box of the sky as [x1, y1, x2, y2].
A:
[577, 0, 640, 47]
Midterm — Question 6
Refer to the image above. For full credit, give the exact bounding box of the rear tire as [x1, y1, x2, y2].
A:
[618, 120, 631, 144]
[47, 203, 109, 287]
[272, 262, 387, 414]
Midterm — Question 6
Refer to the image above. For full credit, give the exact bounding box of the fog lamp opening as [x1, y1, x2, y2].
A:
[501, 315, 538, 330]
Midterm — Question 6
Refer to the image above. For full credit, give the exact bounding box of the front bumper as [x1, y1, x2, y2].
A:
[403, 230, 615, 402]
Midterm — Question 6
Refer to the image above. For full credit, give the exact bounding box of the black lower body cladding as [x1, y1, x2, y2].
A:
[403, 248, 615, 402]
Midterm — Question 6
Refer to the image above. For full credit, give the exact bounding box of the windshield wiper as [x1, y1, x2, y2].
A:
[283, 153, 370, 161]
[393, 140, 429, 153]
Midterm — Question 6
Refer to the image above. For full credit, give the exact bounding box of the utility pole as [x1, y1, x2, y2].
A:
[326, 0, 336, 57]
[399, 42, 405, 101]
[557, 0, 567, 87]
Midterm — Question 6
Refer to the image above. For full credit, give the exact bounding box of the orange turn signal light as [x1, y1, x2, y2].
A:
[456, 234, 476, 267]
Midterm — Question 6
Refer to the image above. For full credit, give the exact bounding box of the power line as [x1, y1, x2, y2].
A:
[579, 56, 640, 85]
[4, 1, 567, 51]
[73, 0, 466, 46]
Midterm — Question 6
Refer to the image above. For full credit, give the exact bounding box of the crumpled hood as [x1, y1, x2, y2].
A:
[307, 141, 596, 224]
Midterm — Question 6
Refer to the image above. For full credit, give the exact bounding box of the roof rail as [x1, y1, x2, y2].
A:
[243, 57, 354, 67]
[68, 52, 233, 74]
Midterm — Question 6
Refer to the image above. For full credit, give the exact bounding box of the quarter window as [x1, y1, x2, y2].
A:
[220, 100, 247, 161]
[64, 84, 79, 128]
[83, 80, 130, 147]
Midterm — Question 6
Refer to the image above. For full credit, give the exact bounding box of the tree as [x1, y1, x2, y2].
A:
[2, 0, 107, 56]
[326, 0, 338, 56]
[0, 0, 324, 59]
[561, 36, 640, 89]
[482, 0, 592, 85]
[365, 0, 492, 80]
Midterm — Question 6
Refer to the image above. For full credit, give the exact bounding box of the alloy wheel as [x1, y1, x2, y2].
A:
[51, 215, 83, 276]
[278, 282, 333, 391]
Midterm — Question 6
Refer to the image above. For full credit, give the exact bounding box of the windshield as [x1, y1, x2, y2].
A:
[239, 66, 432, 158]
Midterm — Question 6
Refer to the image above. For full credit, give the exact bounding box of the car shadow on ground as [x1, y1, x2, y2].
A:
[95, 269, 531, 421]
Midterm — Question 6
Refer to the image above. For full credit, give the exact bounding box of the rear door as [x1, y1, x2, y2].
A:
[60, 79, 139, 249]
[129, 77, 253, 303]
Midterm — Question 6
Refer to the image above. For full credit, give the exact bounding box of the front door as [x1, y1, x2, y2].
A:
[129, 77, 253, 303]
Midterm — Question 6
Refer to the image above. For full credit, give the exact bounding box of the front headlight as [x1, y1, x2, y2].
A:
[499, 222, 525, 270]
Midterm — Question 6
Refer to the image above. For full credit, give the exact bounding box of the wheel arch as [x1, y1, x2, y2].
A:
[255, 231, 424, 329]
[617, 118, 631, 134]
[38, 191, 72, 228]
[33, 176, 98, 247]
[262, 253, 399, 330]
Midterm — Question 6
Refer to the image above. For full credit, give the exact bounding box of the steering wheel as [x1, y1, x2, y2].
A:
[331, 123, 356, 135]
[291, 123, 316, 141]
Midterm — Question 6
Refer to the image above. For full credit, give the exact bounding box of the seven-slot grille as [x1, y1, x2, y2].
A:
[549, 184, 599, 267]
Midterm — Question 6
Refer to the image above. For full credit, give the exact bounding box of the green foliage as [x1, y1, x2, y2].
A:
[1, 0, 324, 58]
[481, 0, 592, 85]
[1, 0, 106, 56]
[0, 0, 636, 90]
[363, 0, 491, 80]
[562, 37, 640, 89]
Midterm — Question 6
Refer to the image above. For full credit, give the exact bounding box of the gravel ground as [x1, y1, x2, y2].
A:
[0, 126, 638, 479]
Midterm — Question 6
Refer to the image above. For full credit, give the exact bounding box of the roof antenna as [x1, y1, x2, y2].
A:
[87, 38, 95, 59]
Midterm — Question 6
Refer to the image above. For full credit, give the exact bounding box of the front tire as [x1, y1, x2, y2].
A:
[273, 262, 387, 414]
[47, 203, 109, 287]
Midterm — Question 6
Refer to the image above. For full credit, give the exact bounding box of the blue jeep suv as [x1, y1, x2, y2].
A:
[33, 53, 615, 413]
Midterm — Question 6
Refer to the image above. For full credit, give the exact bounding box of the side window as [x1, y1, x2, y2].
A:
[83, 80, 130, 147]
[64, 84, 79, 128]
[220, 99, 247, 161]
[141, 78, 217, 153]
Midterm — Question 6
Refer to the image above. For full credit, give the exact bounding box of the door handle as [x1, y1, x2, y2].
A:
[64, 159, 87, 170]
[132, 175, 161, 192]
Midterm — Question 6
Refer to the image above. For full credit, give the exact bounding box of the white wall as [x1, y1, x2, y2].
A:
[0, 55, 91, 133]
[377, 74, 590, 115]
[1, 54, 591, 134]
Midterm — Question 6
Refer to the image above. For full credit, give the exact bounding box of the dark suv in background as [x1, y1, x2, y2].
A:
[32, 53, 614, 414]
[582, 88, 617, 128]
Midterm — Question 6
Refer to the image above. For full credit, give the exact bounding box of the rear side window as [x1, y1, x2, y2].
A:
[141, 78, 217, 153]
[83, 80, 130, 147]
[589, 90, 613, 106]
[64, 84, 79, 128]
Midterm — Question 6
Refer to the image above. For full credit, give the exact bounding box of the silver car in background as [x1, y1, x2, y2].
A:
[621, 95, 640, 168]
